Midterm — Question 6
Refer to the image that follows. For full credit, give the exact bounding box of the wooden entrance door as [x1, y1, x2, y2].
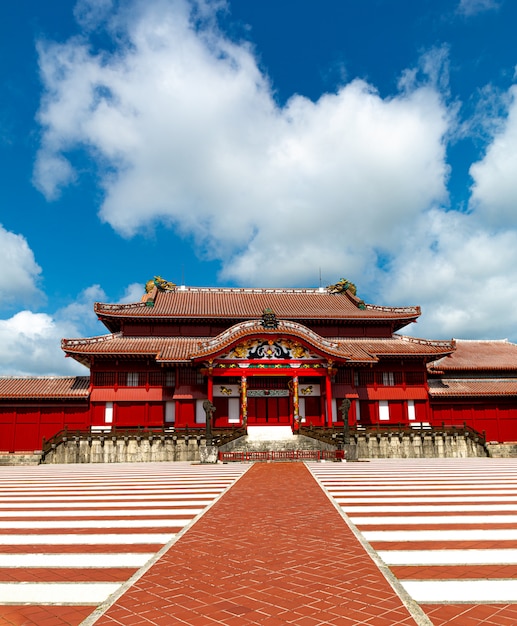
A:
[248, 396, 290, 424]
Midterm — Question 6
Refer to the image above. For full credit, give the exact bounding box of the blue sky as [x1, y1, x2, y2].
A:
[1, 0, 517, 376]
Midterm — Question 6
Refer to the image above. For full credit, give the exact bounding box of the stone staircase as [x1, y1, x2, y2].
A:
[219, 425, 339, 456]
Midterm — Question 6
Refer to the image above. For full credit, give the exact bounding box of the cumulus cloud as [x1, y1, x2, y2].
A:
[469, 85, 517, 226]
[377, 209, 517, 340]
[119, 282, 145, 303]
[34, 0, 451, 287]
[0, 225, 43, 307]
[0, 311, 82, 376]
[30, 0, 517, 345]
[0, 282, 131, 376]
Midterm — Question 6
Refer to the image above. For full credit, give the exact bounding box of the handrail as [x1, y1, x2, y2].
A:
[41, 425, 245, 457]
[219, 450, 345, 462]
[299, 422, 486, 445]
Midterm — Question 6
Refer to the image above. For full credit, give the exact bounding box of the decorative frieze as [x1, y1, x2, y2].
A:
[247, 389, 290, 397]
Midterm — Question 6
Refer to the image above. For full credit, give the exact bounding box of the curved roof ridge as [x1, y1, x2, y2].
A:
[365, 303, 420, 315]
[399, 335, 456, 349]
[192, 319, 346, 360]
[94, 301, 148, 313]
[453, 338, 510, 343]
[175, 286, 329, 294]
[62, 332, 122, 348]
[340, 334, 455, 349]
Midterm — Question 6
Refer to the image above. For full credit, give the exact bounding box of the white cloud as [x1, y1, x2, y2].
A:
[457, 0, 501, 16]
[469, 85, 517, 226]
[34, 0, 451, 288]
[0, 311, 82, 376]
[378, 208, 517, 340]
[0, 225, 43, 307]
[119, 282, 145, 303]
[0, 283, 133, 376]
[30, 0, 517, 346]
[73, 0, 114, 30]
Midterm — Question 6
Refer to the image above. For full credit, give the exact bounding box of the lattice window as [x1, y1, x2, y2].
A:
[382, 372, 395, 386]
[127, 372, 139, 387]
[179, 368, 198, 385]
[335, 368, 353, 384]
[148, 371, 162, 386]
[378, 371, 403, 386]
[358, 370, 374, 386]
[405, 371, 425, 385]
[93, 372, 116, 387]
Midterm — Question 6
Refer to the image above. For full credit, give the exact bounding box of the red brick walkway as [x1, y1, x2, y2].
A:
[86, 463, 426, 625]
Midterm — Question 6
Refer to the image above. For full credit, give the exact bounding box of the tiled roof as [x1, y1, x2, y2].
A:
[61, 329, 454, 364]
[428, 378, 517, 397]
[428, 340, 517, 372]
[0, 377, 90, 399]
[347, 336, 455, 359]
[94, 287, 421, 322]
[62, 334, 198, 362]
[191, 320, 359, 361]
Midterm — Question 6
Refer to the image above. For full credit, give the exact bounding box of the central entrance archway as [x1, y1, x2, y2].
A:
[246, 377, 291, 425]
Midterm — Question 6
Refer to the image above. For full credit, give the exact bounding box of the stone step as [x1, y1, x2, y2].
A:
[246, 426, 293, 441]
[221, 434, 337, 453]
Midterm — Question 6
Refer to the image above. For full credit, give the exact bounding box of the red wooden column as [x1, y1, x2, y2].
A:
[325, 373, 333, 428]
[207, 374, 214, 402]
[292, 376, 299, 428]
[241, 376, 248, 427]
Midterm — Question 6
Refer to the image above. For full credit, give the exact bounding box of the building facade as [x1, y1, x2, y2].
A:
[1, 279, 517, 453]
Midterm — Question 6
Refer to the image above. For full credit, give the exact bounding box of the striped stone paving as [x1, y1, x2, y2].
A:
[87, 462, 425, 626]
[309, 458, 517, 625]
[0, 462, 249, 626]
[4, 458, 517, 625]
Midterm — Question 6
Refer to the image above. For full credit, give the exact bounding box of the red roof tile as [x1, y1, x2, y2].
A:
[428, 378, 517, 397]
[428, 340, 517, 372]
[62, 329, 453, 364]
[94, 287, 421, 322]
[62, 334, 200, 362]
[0, 377, 90, 399]
[190, 320, 361, 361]
[348, 336, 455, 359]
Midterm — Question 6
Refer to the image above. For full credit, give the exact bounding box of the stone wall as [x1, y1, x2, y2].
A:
[353, 432, 487, 459]
[37, 431, 488, 464]
[485, 443, 517, 458]
[0, 453, 42, 466]
[42, 437, 208, 464]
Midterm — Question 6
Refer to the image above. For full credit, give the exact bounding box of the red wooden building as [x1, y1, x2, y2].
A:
[1, 279, 517, 452]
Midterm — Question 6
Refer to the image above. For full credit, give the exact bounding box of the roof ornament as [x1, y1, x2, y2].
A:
[326, 278, 366, 309]
[261, 308, 279, 329]
[326, 278, 357, 295]
[145, 276, 176, 293]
